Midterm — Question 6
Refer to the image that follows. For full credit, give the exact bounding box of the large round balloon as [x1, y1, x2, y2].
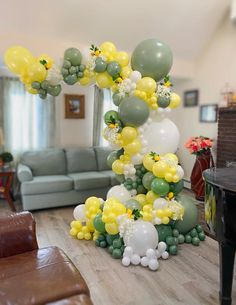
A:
[131, 39, 173, 81]
[124, 220, 158, 256]
[174, 195, 198, 234]
[107, 185, 131, 204]
[142, 116, 179, 154]
[118, 96, 149, 127]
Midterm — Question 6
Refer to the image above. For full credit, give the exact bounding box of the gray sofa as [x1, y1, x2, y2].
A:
[17, 147, 118, 211]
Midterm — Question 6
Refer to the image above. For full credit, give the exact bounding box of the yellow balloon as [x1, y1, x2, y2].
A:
[115, 51, 129, 67]
[25, 84, 38, 94]
[100, 41, 117, 55]
[27, 62, 47, 82]
[4, 46, 34, 75]
[96, 72, 113, 88]
[172, 174, 180, 183]
[152, 160, 168, 178]
[112, 160, 124, 174]
[164, 153, 178, 164]
[120, 66, 132, 79]
[146, 191, 159, 204]
[135, 194, 147, 207]
[124, 139, 141, 155]
[79, 77, 90, 86]
[169, 93, 181, 109]
[105, 223, 119, 235]
[121, 127, 138, 145]
[165, 172, 173, 182]
[143, 154, 155, 171]
[137, 77, 157, 94]
[85, 196, 101, 209]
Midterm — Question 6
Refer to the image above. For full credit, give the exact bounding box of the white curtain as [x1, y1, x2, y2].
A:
[1, 77, 56, 160]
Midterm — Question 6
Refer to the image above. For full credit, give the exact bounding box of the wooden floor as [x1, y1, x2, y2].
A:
[1, 199, 236, 305]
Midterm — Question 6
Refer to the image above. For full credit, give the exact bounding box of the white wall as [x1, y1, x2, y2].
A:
[169, 17, 236, 180]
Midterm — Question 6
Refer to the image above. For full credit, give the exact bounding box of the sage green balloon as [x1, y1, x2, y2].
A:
[41, 80, 49, 90]
[112, 92, 123, 106]
[174, 194, 198, 234]
[64, 74, 78, 85]
[118, 96, 149, 127]
[94, 57, 107, 73]
[63, 60, 71, 69]
[126, 199, 141, 211]
[31, 81, 41, 90]
[157, 96, 170, 108]
[47, 84, 62, 96]
[131, 39, 173, 81]
[142, 172, 155, 190]
[107, 151, 118, 168]
[115, 174, 125, 184]
[107, 61, 121, 77]
[151, 178, 170, 196]
[79, 64, 86, 72]
[69, 66, 77, 75]
[64, 48, 82, 66]
[104, 110, 119, 125]
[61, 68, 69, 77]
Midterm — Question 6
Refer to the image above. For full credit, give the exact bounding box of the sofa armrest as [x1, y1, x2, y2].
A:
[17, 163, 33, 182]
[0, 211, 38, 258]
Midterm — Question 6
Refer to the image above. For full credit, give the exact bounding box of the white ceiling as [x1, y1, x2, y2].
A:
[0, 0, 231, 62]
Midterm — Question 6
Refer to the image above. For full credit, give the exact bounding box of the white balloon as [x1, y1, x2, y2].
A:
[148, 259, 159, 271]
[146, 248, 156, 259]
[143, 117, 180, 154]
[131, 153, 143, 165]
[176, 165, 184, 179]
[122, 257, 131, 266]
[107, 185, 131, 204]
[156, 249, 161, 258]
[153, 198, 168, 210]
[161, 251, 169, 260]
[158, 242, 167, 253]
[124, 220, 159, 256]
[131, 254, 141, 265]
[73, 204, 86, 222]
[81, 46, 92, 64]
[154, 217, 162, 225]
[130, 71, 142, 83]
[141, 256, 149, 267]
[124, 246, 133, 258]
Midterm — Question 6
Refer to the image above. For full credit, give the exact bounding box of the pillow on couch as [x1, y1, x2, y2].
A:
[21, 149, 67, 176]
[94, 146, 112, 171]
[65, 148, 97, 173]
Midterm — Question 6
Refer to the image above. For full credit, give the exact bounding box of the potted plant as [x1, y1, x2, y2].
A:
[185, 136, 214, 201]
[0, 152, 14, 168]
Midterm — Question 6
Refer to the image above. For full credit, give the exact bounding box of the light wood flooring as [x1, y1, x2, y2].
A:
[1, 199, 236, 305]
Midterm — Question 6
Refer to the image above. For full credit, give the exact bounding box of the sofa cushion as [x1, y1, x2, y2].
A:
[66, 148, 97, 173]
[94, 146, 112, 171]
[0, 247, 89, 305]
[68, 172, 110, 191]
[21, 175, 73, 195]
[100, 170, 119, 186]
[21, 149, 66, 176]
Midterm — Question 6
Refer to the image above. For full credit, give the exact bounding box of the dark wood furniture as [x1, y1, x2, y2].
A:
[203, 168, 236, 305]
[217, 107, 236, 167]
[0, 167, 15, 211]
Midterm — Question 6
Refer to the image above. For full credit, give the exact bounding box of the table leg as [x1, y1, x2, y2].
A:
[219, 241, 235, 305]
[4, 192, 16, 212]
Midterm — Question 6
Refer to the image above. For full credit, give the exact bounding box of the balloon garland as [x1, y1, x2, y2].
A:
[4, 39, 205, 271]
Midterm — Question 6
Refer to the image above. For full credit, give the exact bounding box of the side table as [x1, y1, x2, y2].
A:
[0, 167, 16, 211]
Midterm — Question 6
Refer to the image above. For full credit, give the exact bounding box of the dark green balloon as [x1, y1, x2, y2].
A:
[157, 96, 170, 108]
[112, 92, 123, 106]
[69, 66, 77, 75]
[118, 96, 149, 127]
[47, 85, 62, 96]
[107, 61, 121, 77]
[126, 199, 141, 211]
[174, 195, 198, 234]
[77, 72, 84, 78]
[155, 224, 172, 242]
[39, 93, 47, 100]
[142, 172, 155, 190]
[169, 180, 184, 195]
[104, 110, 119, 125]
[169, 245, 178, 255]
[64, 74, 78, 85]
[192, 237, 200, 246]
[93, 214, 106, 233]
[31, 81, 41, 90]
[112, 248, 122, 259]
[131, 38, 173, 81]
[38, 88, 46, 96]
[198, 232, 206, 241]
[136, 184, 147, 194]
[106, 233, 119, 246]
[107, 151, 118, 168]
[115, 174, 125, 184]
[94, 57, 107, 73]
[64, 48, 82, 66]
[151, 178, 170, 196]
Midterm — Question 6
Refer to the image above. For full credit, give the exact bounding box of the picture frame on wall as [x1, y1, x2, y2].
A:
[199, 104, 218, 123]
[184, 90, 199, 107]
[65, 94, 85, 119]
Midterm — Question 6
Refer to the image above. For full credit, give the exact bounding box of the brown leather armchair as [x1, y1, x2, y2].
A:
[0, 212, 93, 305]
